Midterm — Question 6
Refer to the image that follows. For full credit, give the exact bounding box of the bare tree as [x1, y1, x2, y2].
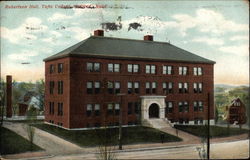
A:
[26, 107, 37, 150]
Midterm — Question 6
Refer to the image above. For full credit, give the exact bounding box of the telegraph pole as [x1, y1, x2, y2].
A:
[117, 93, 125, 150]
[207, 92, 210, 160]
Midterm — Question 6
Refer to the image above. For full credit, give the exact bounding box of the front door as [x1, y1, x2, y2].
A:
[149, 103, 159, 118]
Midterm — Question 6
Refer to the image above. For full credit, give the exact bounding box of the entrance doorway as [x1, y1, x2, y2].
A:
[149, 103, 159, 118]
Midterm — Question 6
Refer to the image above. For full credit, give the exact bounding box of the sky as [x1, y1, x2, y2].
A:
[0, 0, 249, 85]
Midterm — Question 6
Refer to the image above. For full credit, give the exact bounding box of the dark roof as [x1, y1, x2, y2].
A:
[44, 36, 215, 64]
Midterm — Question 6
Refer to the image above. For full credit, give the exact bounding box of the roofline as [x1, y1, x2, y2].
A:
[43, 35, 216, 64]
[44, 53, 216, 64]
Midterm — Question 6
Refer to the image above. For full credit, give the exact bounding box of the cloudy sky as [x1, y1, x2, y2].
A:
[0, 0, 249, 85]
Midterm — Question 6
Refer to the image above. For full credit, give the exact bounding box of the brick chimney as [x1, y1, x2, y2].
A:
[144, 35, 153, 41]
[6, 75, 12, 118]
[94, 30, 104, 36]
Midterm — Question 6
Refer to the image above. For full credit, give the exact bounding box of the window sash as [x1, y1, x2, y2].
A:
[179, 67, 182, 75]
[169, 82, 173, 88]
[146, 82, 150, 88]
[163, 82, 167, 88]
[146, 65, 150, 73]
[152, 82, 156, 88]
[167, 66, 172, 74]
[134, 64, 139, 72]
[87, 82, 92, 88]
[163, 66, 167, 74]
[193, 67, 197, 75]
[87, 104, 92, 111]
[87, 63, 93, 71]
[95, 104, 100, 110]
[115, 104, 120, 110]
[108, 64, 113, 72]
[94, 63, 100, 71]
[183, 67, 187, 75]
[108, 104, 113, 110]
[108, 82, 113, 88]
[114, 64, 120, 72]
[128, 82, 132, 88]
[115, 82, 120, 88]
[128, 64, 133, 72]
[151, 65, 156, 74]
[198, 67, 202, 75]
[134, 82, 139, 88]
[95, 82, 100, 88]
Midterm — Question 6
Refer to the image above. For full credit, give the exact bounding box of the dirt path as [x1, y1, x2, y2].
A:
[3, 122, 84, 156]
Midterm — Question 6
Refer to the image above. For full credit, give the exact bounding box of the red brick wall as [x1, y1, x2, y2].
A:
[44, 57, 70, 128]
[45, 56, 214, 129]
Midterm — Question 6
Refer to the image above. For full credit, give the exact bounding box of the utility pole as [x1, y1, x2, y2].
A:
[117, 93, 125, 150]
[207, 92, 210, 160]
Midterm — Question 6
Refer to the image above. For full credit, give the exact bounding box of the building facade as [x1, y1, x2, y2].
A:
[44, 30, 215, 129]
[226, 98, 247, 125]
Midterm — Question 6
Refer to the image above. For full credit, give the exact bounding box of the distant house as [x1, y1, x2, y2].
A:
[225, 98, 247, 125]
[18, 91, 41, 116]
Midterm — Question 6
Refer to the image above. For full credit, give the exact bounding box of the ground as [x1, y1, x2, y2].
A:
[0, 126, 42, 155]
[1, 121, 249, 159]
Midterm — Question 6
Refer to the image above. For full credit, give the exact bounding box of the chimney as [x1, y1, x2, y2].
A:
[144, 35, 153, 41]
[94, 30, 104, 36]
[6, 75, 12, 118]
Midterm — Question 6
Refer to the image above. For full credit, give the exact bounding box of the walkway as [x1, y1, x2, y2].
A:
[2, 122, 84, 157]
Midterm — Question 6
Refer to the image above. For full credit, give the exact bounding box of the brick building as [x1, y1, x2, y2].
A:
[44, 30, 215, 129]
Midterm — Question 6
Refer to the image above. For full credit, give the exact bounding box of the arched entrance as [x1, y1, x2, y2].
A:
[149, 103, 160, 118]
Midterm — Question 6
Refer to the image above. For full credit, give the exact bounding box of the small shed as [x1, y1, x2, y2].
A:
[18, 91, 40, 116]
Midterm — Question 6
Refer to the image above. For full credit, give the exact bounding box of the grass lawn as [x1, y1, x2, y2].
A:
[174, 125, 249, 138]
[33, 124, 182, 147]
[0, 126, 42, 155]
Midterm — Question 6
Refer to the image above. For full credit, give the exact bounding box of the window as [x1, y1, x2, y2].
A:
[163, 82, 173, 94]
[58, 63, 63, 73]
[184, 101, 189, 112]
[134, 102, 140, 115]
[107, 104, 114, 115]
[194, 101, 198, 112]
[49, 81, 54, 94]
[193, 67, 202, 76]
[108, 64, 113, 72]
[194, 83, 202, 93]
[94, 104, 100, 116]
[58, 103, 63, 116]
[128, 102, 133, 115]
[58, 81, 63, 94]
[146, 82, 157, 94]
[146, 65, 156, 74]
[94, 63, 100, 72]
[115, 82, 120, 94]
[108, 81, 114, 94]
[128, 64, 139, 73]
[94, 82, 101, 94]
[86, 104, 92, 117]
[152, 82, 157, 93]
[199, 101, 203, 111]
[165, 101, 173, 115]
[178, 102, 183, 112]
[179, 82, 188, 93]
[49, 102, 54, 115]
[128, 82, 132, 94]
[163, 66, 172, 75]
[50, 64, 55, 74]
[146, 82, 150, 94]
[128, 82, 140, 94]
[115, 103, 120, 115]
[108, 63, 120, 72]
[87, 62, 100, 72]
[179, 66, 188, 75]
[87, 82, 93, 94]
[134, 82, 139, 94]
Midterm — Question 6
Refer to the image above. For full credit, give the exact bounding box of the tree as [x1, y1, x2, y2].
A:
[26, 107, 37, 150]
[35, 79, 45, 111]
